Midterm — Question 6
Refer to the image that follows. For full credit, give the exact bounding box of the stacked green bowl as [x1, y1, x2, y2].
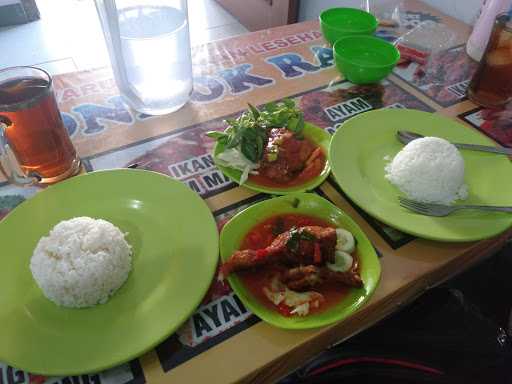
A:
[319, 7, 400, 84]
[319, 7, 378, 45]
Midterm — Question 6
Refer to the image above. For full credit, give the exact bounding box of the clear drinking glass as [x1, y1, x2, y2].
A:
[0, 67, 81, 185]
[468, 13, 512, 108]
[95, 0, 193, 115]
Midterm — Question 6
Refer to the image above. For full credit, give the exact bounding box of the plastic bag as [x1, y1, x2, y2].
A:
[361, 1, 405, 43]
[364, 0, 403, 28]
[393, 20, 457, 65]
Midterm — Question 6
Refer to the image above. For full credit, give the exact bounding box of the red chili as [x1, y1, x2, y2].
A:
[313, 243, 321, 264]
[277, 303, 292, 317]
[255, 249, 269, 260]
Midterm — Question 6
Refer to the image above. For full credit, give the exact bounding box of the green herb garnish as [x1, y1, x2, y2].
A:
[286, 227, 316, 253]
[286, 227, 301, 253]
[300, 230, 316, 241]
[271, 217, 285, 236]
[206, 99, 304, 163]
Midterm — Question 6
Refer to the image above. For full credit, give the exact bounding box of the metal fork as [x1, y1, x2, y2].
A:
[397, 131, 512, 156]
[398, 196, 512, 217]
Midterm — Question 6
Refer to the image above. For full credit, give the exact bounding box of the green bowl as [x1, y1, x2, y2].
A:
[319, 7, 378, 45]
[333, 35, 400, 84]
[219, 193, 381, 329]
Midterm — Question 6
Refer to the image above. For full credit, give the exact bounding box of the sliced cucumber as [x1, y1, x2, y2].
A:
[327, 250, 353, 273]
[336, 228, 355, 253]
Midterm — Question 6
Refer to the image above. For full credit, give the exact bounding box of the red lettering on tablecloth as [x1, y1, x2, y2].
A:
[285, 36, 301, 45]
[239, 30, 322, 57]
[248, 45, 266, 54]
[81, 83, 99, 96]
[261, 41, 278, 51]
[275, 39, 289, 48]
[98, 78, 116, 91]
[297, 32, 315, 42]
[58, 80, 117, 104]
[61, 88, 81, 103]
[227, 48, 249, 60]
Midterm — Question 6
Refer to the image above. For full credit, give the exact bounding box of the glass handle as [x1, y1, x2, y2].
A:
[0, 120, 41, 185]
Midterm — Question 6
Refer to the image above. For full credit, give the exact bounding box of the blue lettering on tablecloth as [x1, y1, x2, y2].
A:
[136, 112, 158, 121]
[311, 46, 334, 68]
[72, 96, 133, 135]
[191, 75, 225, 103]
[266, 53, 320, 78]
[60, 49, 335, 128]
[61, 112, 78, 137]
[218, 63, 274, 94]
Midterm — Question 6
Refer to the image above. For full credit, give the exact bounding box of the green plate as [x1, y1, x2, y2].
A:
[329, 109, 512, 242]
[219, 193, 380, 329]
[0, 169, 219, 375]
[213, 122, 331, 194]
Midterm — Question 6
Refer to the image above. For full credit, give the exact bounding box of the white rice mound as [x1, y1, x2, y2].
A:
[385, 136, 468, 205]
[30, 217, 132, 308]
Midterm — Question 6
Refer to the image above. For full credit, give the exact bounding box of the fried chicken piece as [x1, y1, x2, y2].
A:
[220, 226, 337, 278]
[280, 226, 337, 266]
[280, 265, 321, 290]
[281, 260, 363, 291]
[259, 128, 315, 182]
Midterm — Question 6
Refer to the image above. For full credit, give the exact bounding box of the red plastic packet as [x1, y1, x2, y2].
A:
[395, 43, 430, 65]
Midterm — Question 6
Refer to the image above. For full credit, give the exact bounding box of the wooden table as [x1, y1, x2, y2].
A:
[1, 1, 511, 383]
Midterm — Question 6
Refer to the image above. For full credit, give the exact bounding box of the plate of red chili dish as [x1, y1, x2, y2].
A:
[219, 193, 381, 329]
[208, 100, 331, 195]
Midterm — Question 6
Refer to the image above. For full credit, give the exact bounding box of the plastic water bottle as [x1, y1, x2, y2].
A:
[95, 0, 192, 115]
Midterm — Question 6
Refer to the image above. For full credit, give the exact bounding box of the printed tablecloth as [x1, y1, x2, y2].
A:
[1, 1, 511, 383]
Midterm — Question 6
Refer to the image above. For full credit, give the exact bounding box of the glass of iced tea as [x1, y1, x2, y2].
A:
[0, 67, 80, 185]
[468, 13, 512, 108]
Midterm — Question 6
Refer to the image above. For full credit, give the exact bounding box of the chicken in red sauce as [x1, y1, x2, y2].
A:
[259, 128, 317, 182]
[220, 225, 337, 278]
[207, 100, 326, 188]
[221, 214, 363, 316]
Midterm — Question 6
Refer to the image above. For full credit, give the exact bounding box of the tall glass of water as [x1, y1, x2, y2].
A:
[95, 0, 193, 115]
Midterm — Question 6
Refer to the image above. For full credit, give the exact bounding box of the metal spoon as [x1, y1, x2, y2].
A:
[397, 130, 512, 156]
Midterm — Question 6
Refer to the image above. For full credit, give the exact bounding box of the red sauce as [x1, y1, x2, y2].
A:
[238, 214, 354, 316]
[248, 147, 326, 188]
